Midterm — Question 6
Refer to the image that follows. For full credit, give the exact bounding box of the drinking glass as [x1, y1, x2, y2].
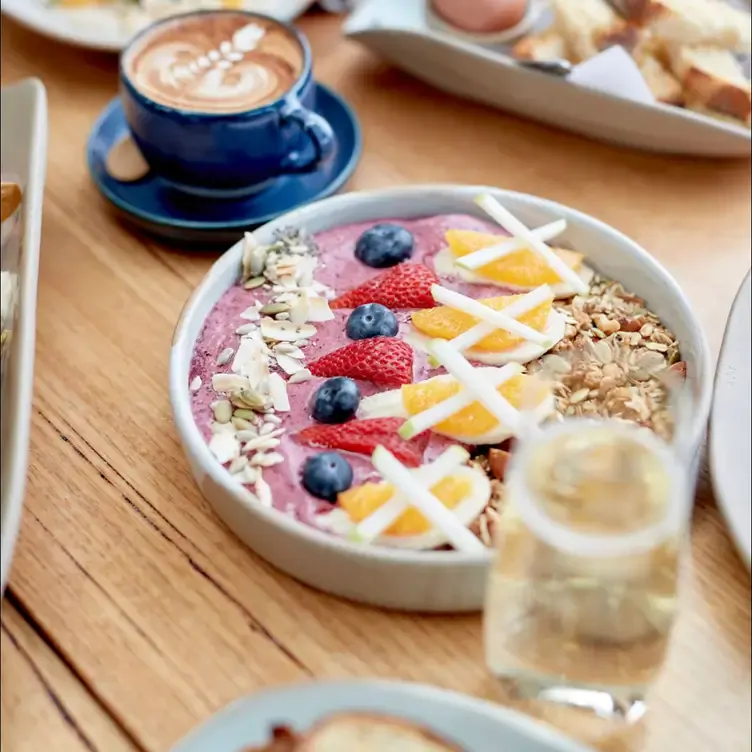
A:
[484, 416, 692, 745]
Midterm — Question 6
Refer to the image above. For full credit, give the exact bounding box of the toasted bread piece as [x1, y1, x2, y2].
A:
[512, 29, 570, 62]
[296, 713, 464, 751]
[551, 0, 640, 62]
[638, 52, 685, 104]
[668, 45, 751, 122]
[244, 725, 300, 752]
[632, 0, 751, 54]
[687, 104, 751, 128]
[512, 30, 570, 62]
[1, 182, 22, 224]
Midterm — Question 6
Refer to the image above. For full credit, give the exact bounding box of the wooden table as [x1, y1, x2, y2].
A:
[2, 10, 751, 752]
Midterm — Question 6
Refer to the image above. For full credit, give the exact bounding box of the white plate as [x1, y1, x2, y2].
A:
[0, 0, 316, 52]
[343, 0, 752, 158]
[170, 679, 591, 751]
[0, 79, 47, 594]
[170, 184, 714, 613]
[710, 271, 752, 570]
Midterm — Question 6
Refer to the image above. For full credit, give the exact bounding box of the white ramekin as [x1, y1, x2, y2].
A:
[169, 185, 713, 613]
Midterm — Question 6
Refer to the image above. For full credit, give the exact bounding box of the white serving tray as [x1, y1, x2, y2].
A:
[0, 0, 315, 52]
[0, 79, 47, 594]
[343, 0, 752, 158]
[710, 271, 752, 570]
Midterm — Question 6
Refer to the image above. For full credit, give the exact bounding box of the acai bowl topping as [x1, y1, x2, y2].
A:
[188, 194, 686, 552]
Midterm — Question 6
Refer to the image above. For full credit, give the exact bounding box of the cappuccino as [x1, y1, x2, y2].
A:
[124, 12, 305, 114]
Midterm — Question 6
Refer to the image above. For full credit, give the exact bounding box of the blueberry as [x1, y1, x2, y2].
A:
[302, 452, 353, 502]
[312, 377, 361, 424]
[346, 303, 399, 340]
[354, 223, 414, 268]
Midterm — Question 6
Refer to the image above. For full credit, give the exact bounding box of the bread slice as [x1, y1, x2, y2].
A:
[637, 52, 685, 104]
[245, 725, 300, 751]
[1, 182, 22, 224]
[668, 44, 751, 123]
[551, 0, 640, 62]
[629, 0, 751, 54]
[512, 29, 570, 62]
[296, 713, 465, 751]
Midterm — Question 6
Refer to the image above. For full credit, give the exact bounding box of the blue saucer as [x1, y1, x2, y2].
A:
[87, 83, 362, 246]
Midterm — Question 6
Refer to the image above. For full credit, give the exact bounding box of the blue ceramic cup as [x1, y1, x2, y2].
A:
[119, 11, 335, 198]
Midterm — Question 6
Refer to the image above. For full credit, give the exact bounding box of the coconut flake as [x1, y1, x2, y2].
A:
[307, 295, 334, 322]
[268, 372, 290, 412]
[288, 368, 312, 384]
[209, 432, 241, 464]
[275, 353, 305, 375]
[212, 373, 249, 393]
[261, 318, 317, 343]
[189, 376, 202, 393]
[239, 307, 261, 321]
[255, 470, 273, 506]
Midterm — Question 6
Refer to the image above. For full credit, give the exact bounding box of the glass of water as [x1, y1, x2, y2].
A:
[484, 416, 692, 744]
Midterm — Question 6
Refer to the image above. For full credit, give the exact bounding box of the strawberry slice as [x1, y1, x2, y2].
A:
[331, 263, 438, 310]
[308, 337, 413, 387]
[296, 418, 428, 467]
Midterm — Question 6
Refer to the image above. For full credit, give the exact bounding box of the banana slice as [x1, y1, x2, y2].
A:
[316, 465, 490, 550]
[433, 246, 595, 298]
[407, 308, 566, 366]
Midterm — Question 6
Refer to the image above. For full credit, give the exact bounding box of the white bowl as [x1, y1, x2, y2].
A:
[169, 185, 713, 612]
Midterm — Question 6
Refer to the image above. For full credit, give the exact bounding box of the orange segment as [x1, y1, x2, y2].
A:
[411, 295, 551, 352]
[338, 475, 472, 537]
[446, 229, 583, 288]
[402, 374, 544, 438]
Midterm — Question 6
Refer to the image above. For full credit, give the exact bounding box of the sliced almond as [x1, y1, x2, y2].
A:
[268, 372, 290, 412]
[261, 318, 317, 343]
[212, 373, 249, 392]
[275, 353, 305, 375]
[288, 368, 312, 384]
[307, 295, 335, 322]
[208, 432, 240, 464]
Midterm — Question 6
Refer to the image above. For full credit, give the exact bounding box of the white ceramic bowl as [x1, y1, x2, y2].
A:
[170, 185, 713, 612]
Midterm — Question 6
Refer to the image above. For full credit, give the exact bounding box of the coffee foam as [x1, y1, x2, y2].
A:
[124, 13, 304, 114]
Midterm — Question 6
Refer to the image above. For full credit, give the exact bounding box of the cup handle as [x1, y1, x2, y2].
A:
[279, 97, 336, 174]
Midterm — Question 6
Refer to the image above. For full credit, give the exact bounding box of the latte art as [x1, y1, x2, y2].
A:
[125, 14, 304, 113]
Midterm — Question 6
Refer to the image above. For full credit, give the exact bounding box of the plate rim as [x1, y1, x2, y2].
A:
[1, 0, 317, 52]
[0, 77, 48, 593]
[169, 678, 593, 752]
[710, 269, 752, 570]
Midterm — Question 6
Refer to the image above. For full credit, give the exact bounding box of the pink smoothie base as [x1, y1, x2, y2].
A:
[189, 214, 511, 529]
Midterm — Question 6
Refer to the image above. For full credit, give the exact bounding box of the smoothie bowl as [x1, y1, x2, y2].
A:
[170, 185, 712, 612]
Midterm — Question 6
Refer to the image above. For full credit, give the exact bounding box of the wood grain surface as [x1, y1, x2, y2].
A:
[2, 9, 751, 752]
